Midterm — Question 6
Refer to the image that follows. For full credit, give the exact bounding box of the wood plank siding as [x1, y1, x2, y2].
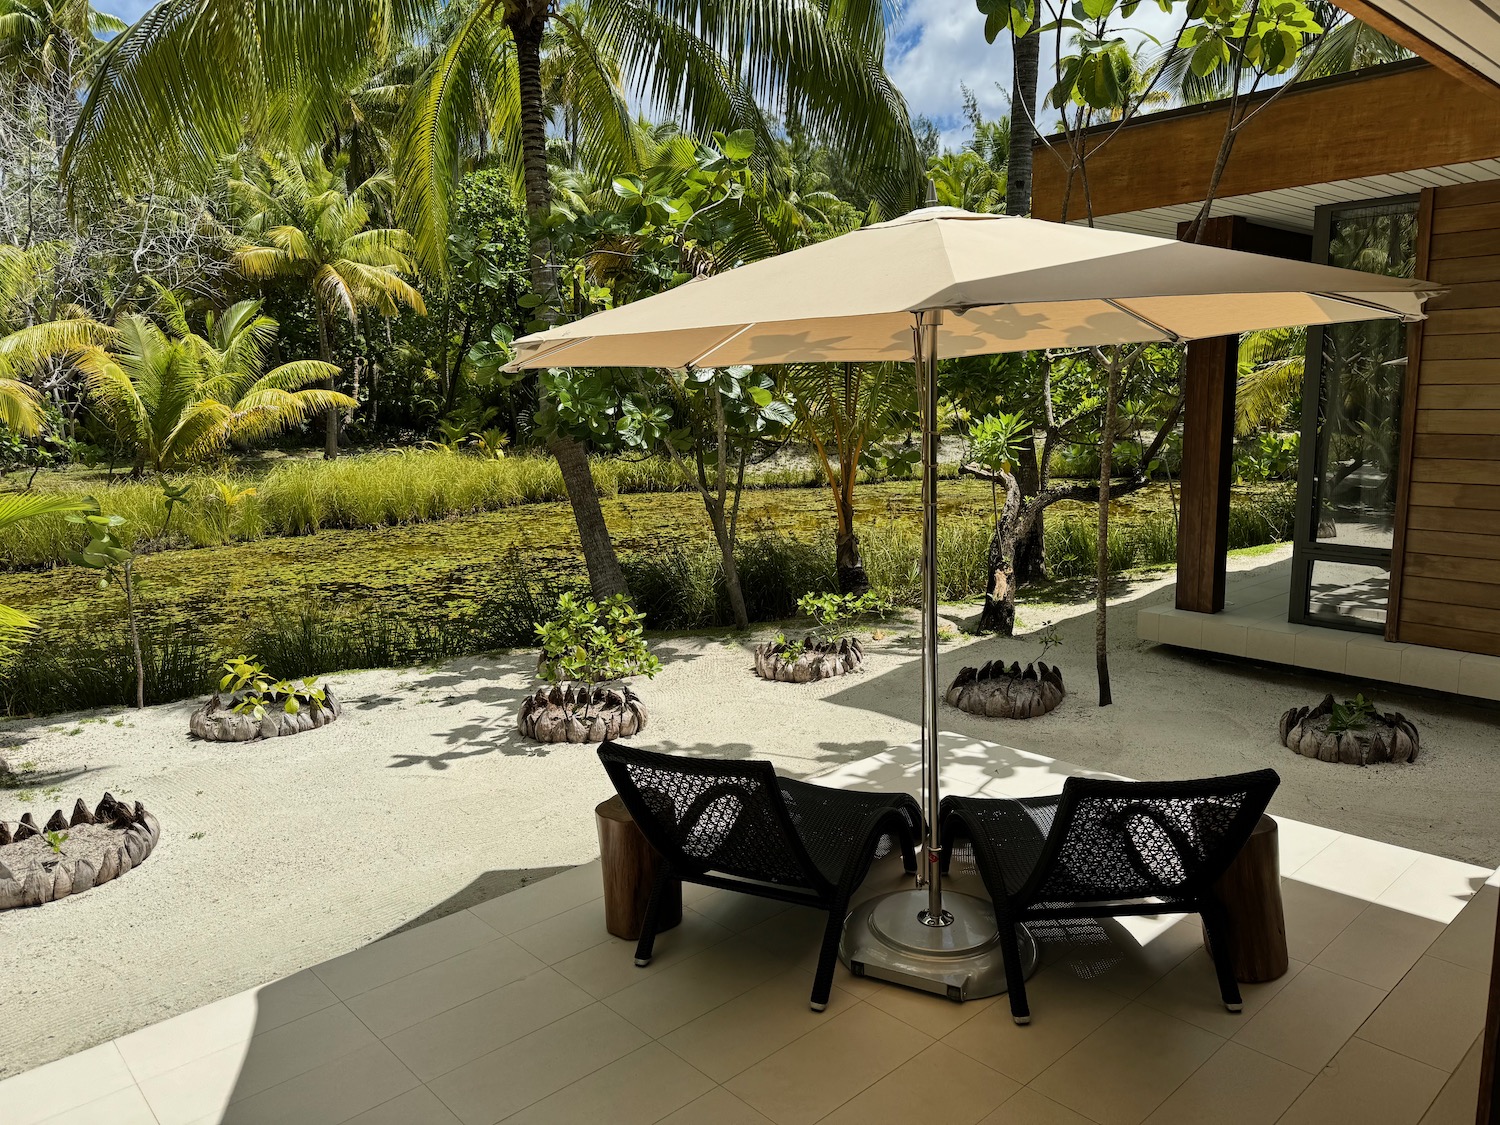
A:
[1393, 181, 1500, 656]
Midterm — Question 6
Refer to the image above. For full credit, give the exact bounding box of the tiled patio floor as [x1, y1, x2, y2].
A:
[2, 737, 1494, 1125]
[1137, 559, 1500, 701]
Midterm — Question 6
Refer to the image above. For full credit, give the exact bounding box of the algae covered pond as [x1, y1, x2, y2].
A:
[0, 477, 1283, 651]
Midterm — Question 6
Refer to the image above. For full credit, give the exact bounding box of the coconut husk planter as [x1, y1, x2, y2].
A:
[518, 682, 648, 744]
[1279, 694, 1420, 765]
[945, 660, 1065, 719]
[0, 793, 160, 909]
[189, 686, 341, 742]
[753, 637, 864, 683]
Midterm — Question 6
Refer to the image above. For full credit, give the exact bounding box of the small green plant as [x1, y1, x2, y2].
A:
[797, 590, 891, 646]
[218, 654, 327, 720]
[43, 829, 68, 854]
[160, 480, 193, 536]
[937, 625, 958, 642]
[535, 594, 661, 685]
[1328, 693, 1377, 734]
[66, 511, 146, 709]
[189, 831, 206, 840]
[1034, 621, 1063, 664]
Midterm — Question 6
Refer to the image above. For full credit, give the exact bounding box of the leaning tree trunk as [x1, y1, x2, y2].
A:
[123, 560, 144, 710]
[1095, 355, 1123, 707]
[976, 469, 1023, 635]
[1014, 424, 1045, 582]
[512, 10, 629, 602]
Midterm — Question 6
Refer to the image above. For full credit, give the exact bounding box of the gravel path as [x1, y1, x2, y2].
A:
[3, 547, 1497, 1077]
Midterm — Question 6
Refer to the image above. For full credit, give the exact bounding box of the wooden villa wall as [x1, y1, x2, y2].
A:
[1390, 181, 1500, 656]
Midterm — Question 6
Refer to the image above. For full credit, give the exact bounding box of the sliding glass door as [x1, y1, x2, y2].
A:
[1290, 195, 1419, 632]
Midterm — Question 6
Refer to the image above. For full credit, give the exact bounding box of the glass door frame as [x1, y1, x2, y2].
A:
[1288, 191, 1420, 634]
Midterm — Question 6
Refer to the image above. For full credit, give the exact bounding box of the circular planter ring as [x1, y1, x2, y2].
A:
[945, 660, 1065, 719]
[518, 682, 648, 744]
[0, 793, 160, 909]
[189, 687, 341, 742]
[1279, 694, 1420, 765]
[753, 637, 864, 683]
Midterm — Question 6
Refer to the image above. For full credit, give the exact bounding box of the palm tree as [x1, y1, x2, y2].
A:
[0, 0, 123, 88]
[76, 292, 353, 473]
[231, 151, 426, 458]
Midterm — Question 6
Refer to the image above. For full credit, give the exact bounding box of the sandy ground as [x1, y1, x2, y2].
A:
[2, 546, 1499, 1077]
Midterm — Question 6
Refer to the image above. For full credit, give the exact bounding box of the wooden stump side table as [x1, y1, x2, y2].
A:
[595, 795, 681, 941]
[1204, 813, 1289, 983]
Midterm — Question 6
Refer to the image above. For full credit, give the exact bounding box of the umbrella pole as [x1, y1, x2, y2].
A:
[916, 309, 948, 926]
[835, 310, 1039, 1004]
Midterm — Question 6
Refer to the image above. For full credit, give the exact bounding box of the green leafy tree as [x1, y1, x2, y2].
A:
[231, 151, 426, 458]
[76, 293, 354, 473]
[536, 592, 660, 684]
[0, 0, 124, 91]
[65, 511, 143, 707]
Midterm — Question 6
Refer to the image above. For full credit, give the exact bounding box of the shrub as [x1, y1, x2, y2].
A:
[536, 593, 660, 684]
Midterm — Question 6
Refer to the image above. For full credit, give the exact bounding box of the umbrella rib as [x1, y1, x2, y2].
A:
[1309, 291, 1427, 321]
[686, 324, 755, 369]
[1102, 299, 1182, 343]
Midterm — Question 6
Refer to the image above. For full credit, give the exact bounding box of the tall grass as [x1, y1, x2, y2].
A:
[0, 451, 970, 569]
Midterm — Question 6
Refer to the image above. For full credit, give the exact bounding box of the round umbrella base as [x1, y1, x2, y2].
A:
[839, 889, 1038, 1002]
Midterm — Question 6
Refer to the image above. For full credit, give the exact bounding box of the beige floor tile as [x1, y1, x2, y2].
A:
[427, 1003, 648, 1125]
[314, 909, 502, 999]
[818, 1042, 1019, 1125]
[139, 1002, 377, 1124]
[1141, 1041, 1312, 1125]
[508, 898, 613, 965]
[657, 1087, 775, 1124]
[1138, 950, 1303, 1034]
[1060, 915, 1204, 1000]
[980, 1087, 1099, 1124]
[688, 888, 794, 932]
[33, 1084, 159, 1125]
[1231, 964, 1386, 1072]
[1375, 855, 1494, 924]
[501, 1042, 714, 1124]
[1419, 1035, 1484, 1125]
[725, 1004, 931, 1125]
[1031, 1003, 1223, 1125]
[218, 1041, 420, 1125]
[1312, 903, 1444, 990]
[0, 1042, 137, 1125]
[467, 861, 604, 936]
[1293, 835, 1422, 903]
[1280, 878, 1367, 963]
[347, 936, 545, 1037]
[1357, 955, 1490, 1072]
[1427, 885, 1498, 972]
[741, 903, 829, 959]
[658, 967, 858, 1083]
[138, 1042, 247, 1125]
[942, 967, 1129, 1084]
[1278, 1037, 1447, 1125]
[551, 909, 734, 999]
[1246, 622, 1297, 665]
[382, 967, 595, 1082]
[603, 934, 795, 1038]
[344, 1085, 463, 1124]
[1274, 819, 1341, 876]
[862, 978, 998, 1038]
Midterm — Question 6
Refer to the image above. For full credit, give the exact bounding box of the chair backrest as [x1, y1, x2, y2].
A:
[597, 742, 827, 892]
[1019, 770, 1280, 906]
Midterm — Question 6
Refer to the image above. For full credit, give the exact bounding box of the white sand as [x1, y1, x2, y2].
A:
[2, 548, 1497, 1077]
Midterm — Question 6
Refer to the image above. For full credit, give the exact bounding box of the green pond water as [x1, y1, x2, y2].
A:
[0, 478, 1218, 647]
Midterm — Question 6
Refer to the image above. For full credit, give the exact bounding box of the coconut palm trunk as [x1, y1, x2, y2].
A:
[314, 305, 339, 459]
[510, 3, 629, 601]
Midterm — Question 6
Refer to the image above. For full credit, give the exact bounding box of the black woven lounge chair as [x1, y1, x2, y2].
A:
[597, 741, 923, 1011]
[940, 769, 1279, 1025]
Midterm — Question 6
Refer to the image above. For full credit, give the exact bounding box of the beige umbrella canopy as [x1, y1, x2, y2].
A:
[508, 206, 1437, 371]
[512, 205, 1439, 1005]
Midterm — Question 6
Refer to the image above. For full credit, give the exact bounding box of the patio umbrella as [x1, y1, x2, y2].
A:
[507, 205, 1438, 999]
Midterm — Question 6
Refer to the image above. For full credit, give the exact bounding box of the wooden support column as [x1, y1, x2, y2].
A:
[1175, 216, 1313, 614]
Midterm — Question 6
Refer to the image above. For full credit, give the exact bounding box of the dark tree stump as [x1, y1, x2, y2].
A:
[518, 682, 647, 744]
[595, 795, 680, 941]
[1204, 814, 1289, 983]
[945, 660, 1064, 719]
[752, 636, 863, 683]
[1279, 694, 1419, 765]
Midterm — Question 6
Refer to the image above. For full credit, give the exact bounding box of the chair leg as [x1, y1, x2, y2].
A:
[810, 896, 849, 1012]
[898, 829, 918, 875]
[999, 921, 1031, 1025]
[633, 866, 676, 968]
[1201, 899, 1244, 1012]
